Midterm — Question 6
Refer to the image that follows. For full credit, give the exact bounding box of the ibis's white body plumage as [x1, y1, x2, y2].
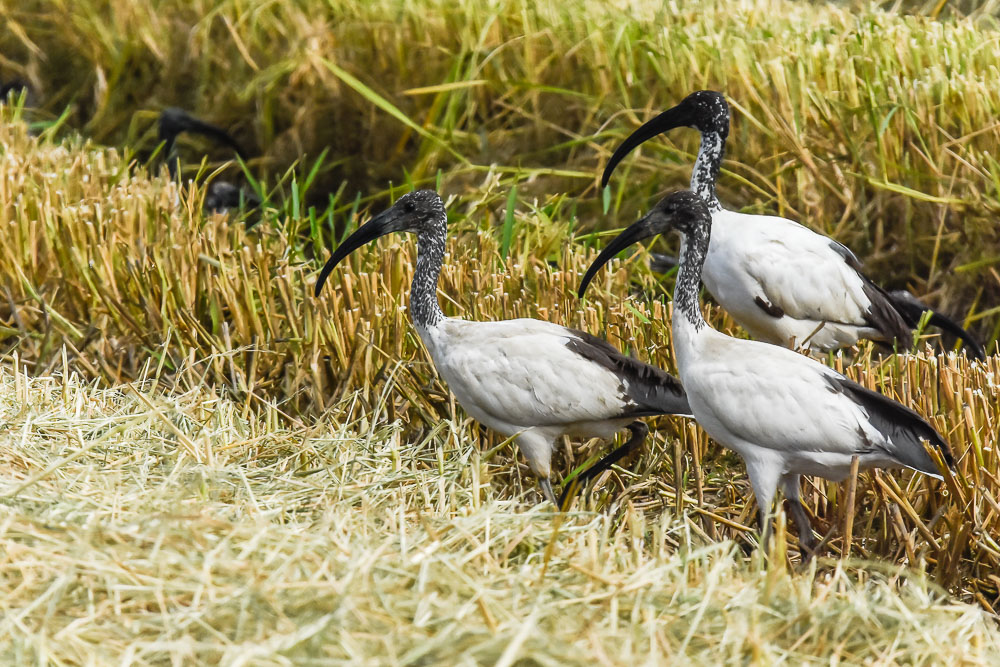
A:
[418, 317, 651, 480]
[675, 317, 909, 503]
[702, 209, 884, 351]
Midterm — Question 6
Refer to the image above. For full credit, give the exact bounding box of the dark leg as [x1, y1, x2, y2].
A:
[758, 505, 772, 551]
[735, 513, 764, 557]
[516, 431, 557, 507]
[539, 478, 558, 506]
[557, 421, 648, 509]
[782, 474, 817, 556]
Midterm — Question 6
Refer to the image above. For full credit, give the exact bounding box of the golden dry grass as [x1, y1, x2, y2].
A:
[2, 365, 999, 664]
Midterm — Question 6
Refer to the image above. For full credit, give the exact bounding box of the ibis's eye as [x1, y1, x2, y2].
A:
[403, 201, 416, 213]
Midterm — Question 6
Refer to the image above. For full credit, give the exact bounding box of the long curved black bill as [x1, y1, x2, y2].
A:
[577, 216, 656, 298]
[928, 311, 987, 360]
[159, 108, 248, 159]
[557, 422, 647, 509]
[887, 290, 987, 361]
[649, 252, 679, 274]
[314, 214, 393, 297]
[183, 117, 248, 159]
[601, 106, 686, 188]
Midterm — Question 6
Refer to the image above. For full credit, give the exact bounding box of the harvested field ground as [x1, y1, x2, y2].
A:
[2, 367, 999, 664]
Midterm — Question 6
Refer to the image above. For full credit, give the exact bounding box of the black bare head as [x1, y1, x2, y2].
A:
[601, 91, 729, 188]
[314, 190, 445, 297]
[205, 180, 261, 214]
[157, 107, 247, 158]
[0, 79, 31, 104]
[578, 190, 711, 298]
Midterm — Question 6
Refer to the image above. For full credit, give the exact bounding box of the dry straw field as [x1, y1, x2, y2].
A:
[2, 0, 1000, 663]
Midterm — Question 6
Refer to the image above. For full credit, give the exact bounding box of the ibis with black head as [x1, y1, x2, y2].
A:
[314, 190, 691, 507]
[157, 108, 260, 215]
[598, 90, 985, 359]
[580, 190, 954, 551]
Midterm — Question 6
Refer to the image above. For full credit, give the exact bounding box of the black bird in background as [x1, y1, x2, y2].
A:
[156, 107, 260, 215]
[0, 78, 32, 104]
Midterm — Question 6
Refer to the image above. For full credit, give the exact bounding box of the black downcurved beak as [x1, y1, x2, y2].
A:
[577, 215, 657, 298]
[314, 211, 398, 297]
[601, 106, 688, 188]
[887, 290, 987, 361]
[925, 310, 987, 361]
[182, 117, 248, 159]
[159, 108, 248, 159]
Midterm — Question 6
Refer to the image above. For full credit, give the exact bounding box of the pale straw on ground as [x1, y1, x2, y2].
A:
[1, 364, 998, 665]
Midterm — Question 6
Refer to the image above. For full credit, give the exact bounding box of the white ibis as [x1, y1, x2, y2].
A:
[314, 189, 691, 506]
[598, 90, 985, 360]
[580, 190, 954, 550]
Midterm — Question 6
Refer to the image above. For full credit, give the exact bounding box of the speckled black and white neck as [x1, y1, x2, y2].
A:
[674, 216, 712, 331]
[411, 212, 447, 329]
[691, 131, 725, 213]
